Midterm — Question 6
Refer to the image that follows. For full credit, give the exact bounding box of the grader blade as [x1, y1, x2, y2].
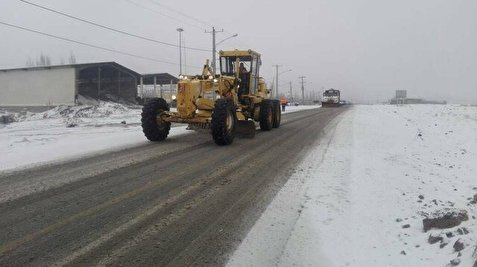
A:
[235, 120, 256, 138]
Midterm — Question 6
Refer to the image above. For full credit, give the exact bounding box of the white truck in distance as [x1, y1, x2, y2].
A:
[322, 88, 341, 107]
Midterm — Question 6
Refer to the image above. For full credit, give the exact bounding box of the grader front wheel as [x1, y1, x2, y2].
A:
[141, 98, 171, 141]
[211, 99, 237, 146]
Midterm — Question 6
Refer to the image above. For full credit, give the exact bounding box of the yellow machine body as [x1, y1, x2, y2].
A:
[161, 49, 271, 126]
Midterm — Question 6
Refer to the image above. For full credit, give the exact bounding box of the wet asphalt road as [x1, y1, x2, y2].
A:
[0, 107, 346, 266]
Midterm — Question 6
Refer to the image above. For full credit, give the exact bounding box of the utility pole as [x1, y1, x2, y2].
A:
[320, 86, 324, 102]
[273, 64, 281, 98]
[183, 34, 187, 74]
[205, 27, 224, 74]
[289, 81, 293, 102]
[299, 76, 306, 104]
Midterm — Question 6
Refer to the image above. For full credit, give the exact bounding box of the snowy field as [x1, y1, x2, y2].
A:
[228, 104, 477, 267]
[0, 103, 319, 172]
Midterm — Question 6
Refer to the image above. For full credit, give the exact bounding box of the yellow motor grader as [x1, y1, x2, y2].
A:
[141, 49, 281, 145]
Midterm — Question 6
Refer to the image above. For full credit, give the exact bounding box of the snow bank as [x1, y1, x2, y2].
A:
[228, 104, 477, 267]
[282, 104, 321, 114]
[1, 102, 319, 172]
[0, 102, 189, 172]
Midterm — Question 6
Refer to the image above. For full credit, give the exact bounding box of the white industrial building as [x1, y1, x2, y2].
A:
[0, 62, 141, 109]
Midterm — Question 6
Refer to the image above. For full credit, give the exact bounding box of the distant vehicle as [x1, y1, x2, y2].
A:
[322, 89, 341, 107]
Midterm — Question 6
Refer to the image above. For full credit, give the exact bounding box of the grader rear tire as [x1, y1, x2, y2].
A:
[272, 100, 281, 128]
[260, 100, 273, 131]
[211, 99, 236, 146]
[141, 98, 171, 141]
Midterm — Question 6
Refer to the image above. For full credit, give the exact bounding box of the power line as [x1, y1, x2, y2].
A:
[19, 0, 211, 52]
[148, 0, 213, 28]
[0, 21, 202, 69]
[142, 0, 246, 50]
[122, 0, 205, 31]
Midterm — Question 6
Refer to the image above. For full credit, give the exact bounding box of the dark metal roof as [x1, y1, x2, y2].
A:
[0, 61, 141, 78]
[141, 73, 178, 84]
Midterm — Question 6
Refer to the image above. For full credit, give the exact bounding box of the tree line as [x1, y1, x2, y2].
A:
[25, 51, 77, 67]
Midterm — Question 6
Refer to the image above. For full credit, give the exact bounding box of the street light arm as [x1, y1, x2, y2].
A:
[216, 34, 238, 46]
[279, 69, 292, 75]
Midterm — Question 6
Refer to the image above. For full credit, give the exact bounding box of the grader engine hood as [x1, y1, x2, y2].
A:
[176, 75, 237, 118]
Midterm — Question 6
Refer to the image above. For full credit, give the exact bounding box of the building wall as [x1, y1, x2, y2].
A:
[0, 67, 76, 106]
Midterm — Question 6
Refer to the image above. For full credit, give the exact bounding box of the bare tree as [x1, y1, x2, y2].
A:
[25, 54, 53, 67]
[36, 53, 51, 66]
[25, 57, 35, 67]
[68, 51, 77, 64]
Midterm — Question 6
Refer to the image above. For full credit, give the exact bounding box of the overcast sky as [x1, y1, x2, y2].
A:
[1, 0, 476, 103]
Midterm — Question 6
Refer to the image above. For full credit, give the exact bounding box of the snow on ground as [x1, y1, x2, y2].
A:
[282, 104, 321, 114]
[0, 102, 189, 172]
[0, 102, 320, 172]
[228, 104, 477, 267]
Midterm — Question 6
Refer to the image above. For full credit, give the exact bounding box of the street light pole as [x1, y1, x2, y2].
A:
[212, 27, 216, 73]
[274, 65, 280, 98]
[273, 66, 292, 98]
[176, 28, 184, 75]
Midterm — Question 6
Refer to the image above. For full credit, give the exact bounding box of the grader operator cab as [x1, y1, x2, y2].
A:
[141, 49, 282, 145]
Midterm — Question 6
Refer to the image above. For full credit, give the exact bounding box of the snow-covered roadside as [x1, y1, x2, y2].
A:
[282, 104, 321, 114]
[227, 106, 343, 267]
[1, 103, 319, 172]
[228, 104, 477, 267]
[0, 103, 190, 172]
